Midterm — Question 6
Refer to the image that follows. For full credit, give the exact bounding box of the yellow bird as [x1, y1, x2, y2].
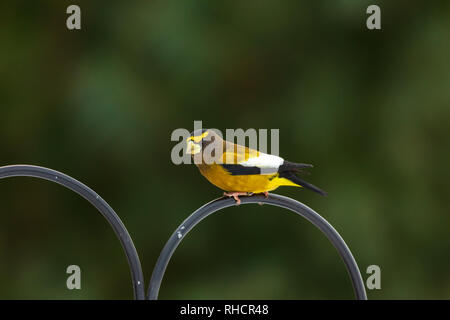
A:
[186, 129, 327, 204]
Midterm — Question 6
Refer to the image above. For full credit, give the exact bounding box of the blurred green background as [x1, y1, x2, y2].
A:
[1, 0, 449, 299]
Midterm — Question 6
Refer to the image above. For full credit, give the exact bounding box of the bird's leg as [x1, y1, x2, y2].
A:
[263, 191, 269, 198]
[223, 191, 248, 205]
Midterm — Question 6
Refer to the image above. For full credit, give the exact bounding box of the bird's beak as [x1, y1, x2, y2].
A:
[186, 140, 201, 155]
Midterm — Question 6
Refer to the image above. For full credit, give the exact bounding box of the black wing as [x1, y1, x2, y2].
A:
[221, 164, 261, 175]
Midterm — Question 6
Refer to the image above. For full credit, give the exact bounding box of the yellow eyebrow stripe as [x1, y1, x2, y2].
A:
[187, 131, 209, 143]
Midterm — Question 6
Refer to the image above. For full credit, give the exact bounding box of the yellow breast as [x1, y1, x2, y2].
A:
[196, 164, 299, 193]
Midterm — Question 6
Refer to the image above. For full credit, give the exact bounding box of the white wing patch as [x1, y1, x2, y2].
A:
[240, 153, 284, 169]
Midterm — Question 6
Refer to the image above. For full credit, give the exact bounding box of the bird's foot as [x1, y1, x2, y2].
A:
[223, 192, 249, 205]
[258, 192, 269, 205]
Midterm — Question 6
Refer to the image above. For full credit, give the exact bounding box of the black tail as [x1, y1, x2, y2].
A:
[279, 161, 313, 172]
[278, 162, 327, 196]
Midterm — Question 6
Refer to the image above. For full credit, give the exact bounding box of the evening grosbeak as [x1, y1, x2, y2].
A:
[186, 129, 327, 204]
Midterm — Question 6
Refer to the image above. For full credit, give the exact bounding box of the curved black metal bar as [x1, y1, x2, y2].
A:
[0, 165, 145, 300]
[148, 193, 367, 300]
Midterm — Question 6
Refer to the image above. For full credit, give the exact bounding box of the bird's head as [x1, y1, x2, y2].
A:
[186, 128, 219, 155]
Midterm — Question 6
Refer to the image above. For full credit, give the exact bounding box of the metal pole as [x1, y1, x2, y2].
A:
[0, 165, 145, 300]
[148, 193, 367, 300]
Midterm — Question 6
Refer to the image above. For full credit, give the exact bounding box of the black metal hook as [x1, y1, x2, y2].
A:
[0, 165, 145, 300]
[0, 165, 367, 300]
[148, 194, 367, 300]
